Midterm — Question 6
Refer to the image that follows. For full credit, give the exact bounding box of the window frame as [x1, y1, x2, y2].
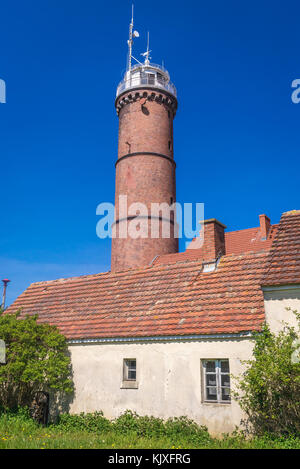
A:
[121, 358, 138, 389]
[202, 359, 231, 404]
[123, 358, 136, 381]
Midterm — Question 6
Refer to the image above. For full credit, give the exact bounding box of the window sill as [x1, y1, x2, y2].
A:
[203, 401, 231, 405]
[121, 380, 139, 389]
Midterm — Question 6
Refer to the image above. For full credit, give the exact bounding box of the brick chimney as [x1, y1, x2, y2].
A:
[184, 218, 226, 270]
[199, 219, 226, 262]
[259, 214, 271, 240]
[187, 219, 226, 262]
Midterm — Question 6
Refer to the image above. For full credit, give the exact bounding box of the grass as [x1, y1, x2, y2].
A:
[0, 409, 299, 449]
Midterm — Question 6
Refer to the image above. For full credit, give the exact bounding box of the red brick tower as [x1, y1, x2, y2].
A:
[111, 16, 178, 272]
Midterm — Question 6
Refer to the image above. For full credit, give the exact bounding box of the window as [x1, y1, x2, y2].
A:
[123, 359, 136, 381]
[121, 359, 138, 389]
[157, 72, 164, 85]
[147, 73, 155, 85]
[202, 360, 231, 403]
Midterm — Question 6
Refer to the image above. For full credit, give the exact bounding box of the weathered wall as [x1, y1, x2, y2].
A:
[263, 286, 300, 333]
[67, 338, 254, 436]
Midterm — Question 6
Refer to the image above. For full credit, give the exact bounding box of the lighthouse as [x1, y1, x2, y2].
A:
[111, 9, 178, 272]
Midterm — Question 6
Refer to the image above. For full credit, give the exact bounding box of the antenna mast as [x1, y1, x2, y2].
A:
[127, 5, 134, 72]
[127, 5, 140, 72]
[141, 31, 151, 65]
[145, 32, 150, 65]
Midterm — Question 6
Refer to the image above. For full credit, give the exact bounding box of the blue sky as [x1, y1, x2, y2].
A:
[0, 0, 299, 306]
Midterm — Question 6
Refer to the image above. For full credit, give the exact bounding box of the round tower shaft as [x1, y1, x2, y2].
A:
[111, 21, 178, 272]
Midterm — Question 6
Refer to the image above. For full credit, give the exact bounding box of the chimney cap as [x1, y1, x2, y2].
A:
[200, 218, 227, 229]
[259, 213, 270, 221]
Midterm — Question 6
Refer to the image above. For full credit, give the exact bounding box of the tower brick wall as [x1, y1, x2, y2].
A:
[111, 88, 178, 272]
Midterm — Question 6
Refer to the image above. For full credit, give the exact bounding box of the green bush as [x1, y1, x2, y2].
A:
[56, 411, 111, 433]
[112, 410, 165, 437]
[165, 416, 203, 436]
[0, 406, 38, 433]
[0, 310, 73, 409]
[132, 414, 165, 437]
[54, 409, 211, 443]
[234, 310, 300, 437]
[112, 410, 140, 434]
[0, 407, 299, 448]
[164, 416, 211, 444]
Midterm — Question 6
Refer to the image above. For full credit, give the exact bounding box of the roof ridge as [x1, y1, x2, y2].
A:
[12, 250, 269, 296]
[30, 270, 112, 286]
[24, 260, 205, 289]
[282, 209, 300, 216]
[225, 223, 279, 236]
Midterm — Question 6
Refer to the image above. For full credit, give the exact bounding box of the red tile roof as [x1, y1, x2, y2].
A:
[262, 210, 300, 286]
[7, 211, 299, 341]
[153, 224, 278, 266]
[6, 251, 268, 340]
[225, 224, 278, 255]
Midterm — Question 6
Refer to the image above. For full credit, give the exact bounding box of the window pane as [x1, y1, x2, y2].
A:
[221, 387, 231, 401]
[206, 374, 217, 386]
[205, 361, 216, 373]
[221, 374, 230, 387]
[220, 360, 229, 373]
[206, 387, 217, 400]
[128, 369, 136, 380]
[148, 74, 155, 84]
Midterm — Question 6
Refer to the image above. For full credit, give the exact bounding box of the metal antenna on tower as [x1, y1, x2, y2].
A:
[141, 31, 151, 65]
[127, 4, 139, 72]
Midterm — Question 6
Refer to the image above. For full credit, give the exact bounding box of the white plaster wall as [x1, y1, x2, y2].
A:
[263, 287, 300, 333]
[68, 338, 254, 435]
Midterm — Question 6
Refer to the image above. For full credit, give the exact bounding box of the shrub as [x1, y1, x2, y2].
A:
[133, 414, 165, 437]
[164, 416, 211, 445]
[0, 406, 38, 433]
[0, 407, 299, 448]
[109, 410, 211, 443]
[56, 411, 111, 433]
[0, 309, 73, 410]
[54, 409, 211, 442]
[112, 410, 165, 437]
[234, 310, 300, 436]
